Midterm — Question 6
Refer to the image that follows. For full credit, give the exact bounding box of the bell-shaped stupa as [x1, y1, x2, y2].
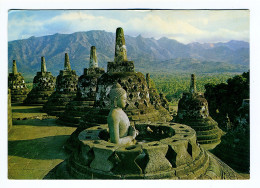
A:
[175, 74, 223, 150]
[8, 60, 29, 103]
[24, 57, 56, 105]
[43, 53, 78, 116]
[58, 46, 105, 126]
[80, 27, 172, 126]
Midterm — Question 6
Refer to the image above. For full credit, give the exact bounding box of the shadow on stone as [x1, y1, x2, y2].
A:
[13, 119, 67, 127]
[8, 135, 70, 160]
[12, 107, 43, 113]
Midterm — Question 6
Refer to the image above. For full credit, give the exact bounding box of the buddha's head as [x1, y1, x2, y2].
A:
[110, 83, 127, 108]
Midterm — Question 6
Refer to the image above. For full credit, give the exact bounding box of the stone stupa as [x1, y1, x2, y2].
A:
[175, 74, 223, 150]
[212, 99, 250, 173]
[80, 27, 172, 127]
[24, 57, 56, 105]
[43, 53, 78, 116]
[58, 46, 105, 126]
[8, 60, 29, 103]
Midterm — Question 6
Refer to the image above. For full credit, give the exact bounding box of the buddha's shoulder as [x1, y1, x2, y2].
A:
[109, 108, 124, 116]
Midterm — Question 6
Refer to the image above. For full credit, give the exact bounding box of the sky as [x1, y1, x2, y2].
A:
[8, 10, 249, 44]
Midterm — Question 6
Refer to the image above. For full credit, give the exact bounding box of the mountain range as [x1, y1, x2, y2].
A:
[8, 30, 249, 79]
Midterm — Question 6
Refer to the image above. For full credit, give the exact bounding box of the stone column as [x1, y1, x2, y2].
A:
[114, 27, 127, 63]
[12, 60, 18, 75]
[89, 46, 98, 68]
[64, 53, 71, 70]
[41, 56, 47, 73]
[189, 74, 197, 94]
[146, 73, 151, 89]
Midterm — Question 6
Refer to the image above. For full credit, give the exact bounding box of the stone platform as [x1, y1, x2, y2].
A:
[8, 104, 76, 179]
[46, 122, 242, 179]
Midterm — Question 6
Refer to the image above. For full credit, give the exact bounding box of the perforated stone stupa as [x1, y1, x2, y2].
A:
[175, 74, 223, 150]
[59, 46, 105, 126]
[8, 60, 29, 103]
[212, 99, 250, 173]
[24, 57, 56, 105]
[81, 27, 172, 126]
[43, 53, 78, 116]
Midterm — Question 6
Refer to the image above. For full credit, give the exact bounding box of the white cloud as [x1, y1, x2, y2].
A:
[8, 10, 249, 44]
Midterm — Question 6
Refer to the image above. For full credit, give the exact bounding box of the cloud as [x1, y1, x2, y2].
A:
[8, 10, 249, 44]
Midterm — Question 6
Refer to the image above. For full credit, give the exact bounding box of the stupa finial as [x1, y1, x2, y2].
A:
[41, 56, 47, 73]
[114, 27, 127, 63]
[12, 60, 18, 74]
[89, 46, 98, 68]
[190, 74, 197, 94]
[64, 53, 71, 71]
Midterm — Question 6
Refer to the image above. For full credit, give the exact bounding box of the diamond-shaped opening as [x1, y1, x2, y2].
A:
[165, 146, 177, 168]
[135, 102, 139, 108]
[133, 85, 138, 91]
[187, 142, 193, 157]
[123, 86, 128, 92]
[142, 84, 145, 90]
[128, 78, 132, 84]
[138, 78, 142, 83]
[129, 93, 134, 99]
[135, 151, 149, 173]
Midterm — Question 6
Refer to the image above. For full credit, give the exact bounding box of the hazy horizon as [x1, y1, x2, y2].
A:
[8, 29, 250, 45]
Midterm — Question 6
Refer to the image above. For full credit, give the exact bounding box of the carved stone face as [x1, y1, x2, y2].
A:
[116, 93, 127, 108]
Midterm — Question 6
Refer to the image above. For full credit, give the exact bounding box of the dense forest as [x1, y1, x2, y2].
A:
[150, 72, 239, 105]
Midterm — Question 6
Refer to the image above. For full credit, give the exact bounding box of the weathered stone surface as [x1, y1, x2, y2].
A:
[211, 99, 249, 173]
[107, 27, 134, 73]
[89, 140, 119, 172]
[52, 122, 241, 179]
[78, 28, 171, 128]
[8, 60, 29, 103]
[58, 47, 105, 126]
[114, 27, 127, 63]
[113, 145, 143, 175]
[24, 57, 56, 105]
[43, 53, 78, 116]
[89, 46, 98, 68]
[175, 74, 223, 150]
[142, 143, 172, 173]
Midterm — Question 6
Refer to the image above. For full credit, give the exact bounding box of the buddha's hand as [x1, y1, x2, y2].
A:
[132, 129, 139, 139]
[129, 126, 139, 139]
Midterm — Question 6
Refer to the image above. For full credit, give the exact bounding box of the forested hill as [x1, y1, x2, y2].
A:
[8, 30, 249, 78]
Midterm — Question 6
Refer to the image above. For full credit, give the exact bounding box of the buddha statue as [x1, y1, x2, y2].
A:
[107, 83, 138, 145]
